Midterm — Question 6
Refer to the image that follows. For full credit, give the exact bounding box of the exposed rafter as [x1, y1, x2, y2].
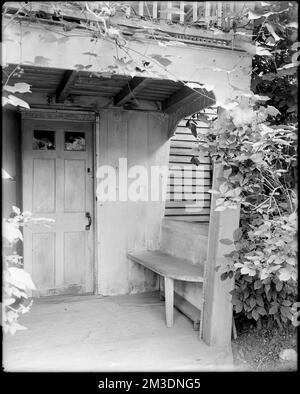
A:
[113, 77, 152, 107]
[162, 85, 201, 113]
[163, 86, 215, 137]
[55, 70, 77, 103]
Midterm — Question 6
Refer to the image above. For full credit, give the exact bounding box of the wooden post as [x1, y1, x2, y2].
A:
[179, 1, 185, 24]
[192, 2, 198, 22]
[167, 1, 172, 21]
[217, 1, 223, 28]
[138, 1, 144, 17]
[164, 277, 174, 327]
[205, 2, 211, 26]
[201, 162, 240, 348]
[152, 1, 158, 19]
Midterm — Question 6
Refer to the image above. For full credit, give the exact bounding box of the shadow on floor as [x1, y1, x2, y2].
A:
[3, 291, 233, 372]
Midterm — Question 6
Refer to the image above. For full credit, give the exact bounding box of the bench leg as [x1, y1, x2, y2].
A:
[159, 276, 164, 300]
[164, 277, 174, 327]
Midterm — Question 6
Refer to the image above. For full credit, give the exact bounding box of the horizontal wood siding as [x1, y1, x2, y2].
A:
[165, 109, 217, 222]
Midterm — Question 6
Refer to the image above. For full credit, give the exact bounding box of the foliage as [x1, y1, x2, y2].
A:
[2, 207, 54, 335]
[220, 213, 297, 328]
[250, 1, 298, 123]
[3, 207, 35, 334]
[196, 1, 298, 328]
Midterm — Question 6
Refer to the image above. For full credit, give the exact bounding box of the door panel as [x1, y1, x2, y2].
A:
[64, 159, 86, 211]
[32, 232, 56, 289]
[22, 118, 94, 296]
[64, 231, 86, 285]
[33, 159, 56, 212]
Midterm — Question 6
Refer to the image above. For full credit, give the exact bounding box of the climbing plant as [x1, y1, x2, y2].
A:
[2, 207, 55, 334]
[197, 1, 298, 329]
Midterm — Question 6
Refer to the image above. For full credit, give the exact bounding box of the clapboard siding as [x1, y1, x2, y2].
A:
[165, 109, 217, 222]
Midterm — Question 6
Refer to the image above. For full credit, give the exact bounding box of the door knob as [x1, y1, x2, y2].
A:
[85, 212, 92, 230]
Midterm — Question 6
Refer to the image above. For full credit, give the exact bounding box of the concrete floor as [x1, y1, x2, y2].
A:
[3, 291, 234, 372]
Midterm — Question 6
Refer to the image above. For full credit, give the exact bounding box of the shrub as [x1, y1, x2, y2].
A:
[197, 100, 297, 328]
[2, 206, 54, 334]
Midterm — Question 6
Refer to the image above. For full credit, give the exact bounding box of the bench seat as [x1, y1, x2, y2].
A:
[128, 250, 204, 282]
[127, 250, 205, 328]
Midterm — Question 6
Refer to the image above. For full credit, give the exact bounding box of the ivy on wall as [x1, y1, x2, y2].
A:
[197, 1, 298, 328]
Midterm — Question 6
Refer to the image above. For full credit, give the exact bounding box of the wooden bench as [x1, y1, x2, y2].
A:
[127, 249, 205, 328]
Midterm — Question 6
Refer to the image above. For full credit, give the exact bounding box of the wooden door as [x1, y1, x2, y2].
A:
[22, 118, 94, 296]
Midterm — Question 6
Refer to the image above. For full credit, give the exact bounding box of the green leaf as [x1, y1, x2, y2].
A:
[249, 297, 256, 309]
[252, 309, 259, 321]
[233, 228, 243, 242]
[266, 106, 281, 117]
[235, 301, 243, 313]
[247, 10, 265, 20]
[6, 95, 30, 109]
[8, 267, 36, 291]
[241, 266, 256, 276]
[221, 272, 228, 281]
[219, 183, 229, 194]
[257, 307, 267, 316]
[12, 206, 21, 215]
[228, 271, 234, 279]
[2, 221, 23, 243]
[265, 23, 281, 42]
[256, 45, 272, 56]
[250, 152, 264, 163]
[4, 82, 32, 94]
[256, 295, 264, 307]
[278, 267, 292, 281]
[280, 306, 291, 318]
[281, 300, 292, 307]
[254, 280, 262, 290]
[219, 238, 233, 245]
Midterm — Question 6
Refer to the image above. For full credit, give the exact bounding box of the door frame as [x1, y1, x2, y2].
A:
[21, 108, 98, 295]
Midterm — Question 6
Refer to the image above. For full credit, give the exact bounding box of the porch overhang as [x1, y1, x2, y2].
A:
[4, 64, 216, 136]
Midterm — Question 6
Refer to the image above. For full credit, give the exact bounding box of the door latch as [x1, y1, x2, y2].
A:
[85, 212, 92, 230]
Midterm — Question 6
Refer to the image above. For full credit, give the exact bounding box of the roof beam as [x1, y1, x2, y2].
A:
[162, 85, 201, 113]
[55, 70, 77, 103]
[163, 86, 215, 137]
[113, 77, 152, 106]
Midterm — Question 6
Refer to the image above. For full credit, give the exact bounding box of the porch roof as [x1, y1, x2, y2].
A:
[6, 64, 216, 135]
[7, 64, 214, 110]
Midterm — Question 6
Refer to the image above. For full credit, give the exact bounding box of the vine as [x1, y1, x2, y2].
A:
[196, 1, 298, 329]
[2, 208, 54, 334]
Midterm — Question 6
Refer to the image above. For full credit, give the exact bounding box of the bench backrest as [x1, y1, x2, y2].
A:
[159, 218, 208, 265]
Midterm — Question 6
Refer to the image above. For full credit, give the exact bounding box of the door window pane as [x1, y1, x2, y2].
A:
[64, 132, 86, 151]
[33, 130, 55, 150]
